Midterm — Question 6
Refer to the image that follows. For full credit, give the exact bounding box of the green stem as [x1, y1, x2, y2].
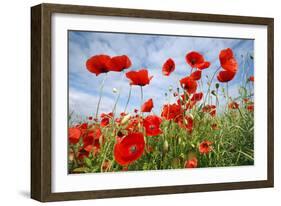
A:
[112, 72, 125, 115]
[140, 86, 144, 119]
[112, 92, 121, 116]
[124, 85, 132, 113]
[203, 66, 221, 106]
[96, 73, 107, 119]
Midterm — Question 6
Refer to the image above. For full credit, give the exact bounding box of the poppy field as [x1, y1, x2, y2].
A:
[68, 32, 254, 173]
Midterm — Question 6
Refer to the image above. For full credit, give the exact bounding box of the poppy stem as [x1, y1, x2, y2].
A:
[96, 73, 107, 119]
[112, 72, 125, 115]
[124, 85, 132, 113]
[71, 145, 78, 168]
[215, 87, 219, 108]
[140, 86, 144, 119]
[112, 92, 121, 117]
[226, 82, 229, 105]
[203, 66, 221, 106]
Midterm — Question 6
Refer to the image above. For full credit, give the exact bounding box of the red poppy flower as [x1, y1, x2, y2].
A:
[114, 132, 145, 166]
[143, 115, 162, 136]
[100, 112, 113, 127]
[217, 70, 236, 82]
[186, 51, 205, 68]
[228, 101, 239, 109]
[126, 117, 141, 133]
[161, 103, 182, 121]
[180, 76, 198, 94]
[88, 116, 93, 120]
[126, 69, 153, 86]
[247, 104, 254, 112]
[243, 98, 250, 103]
[202, 105, 216, 117]
[219, 48, 238, 73]
[248, 76, 254, 82]
[77, 144, 94, 159]
[162, 58, 175, 76]
[190, 70, 202, 80]
[191, 92, 203, 102]
[141, 98, 154, 113]
[83, 126, 102, 147]
[86, 54, 111, 76]
[120, 112, 127, 117]
[76, 123, 88, 135]
[184, 157, 198, 168]
[197, 61, 211, 70]
[177, 115, 193, 132]
[199, 140, 213, 154]
[68, 127, 81, 144]
[211, 123, 219, 130]
[106, 55, 132, 72]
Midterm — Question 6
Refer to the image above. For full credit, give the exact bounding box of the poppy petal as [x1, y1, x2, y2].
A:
[162, 58, 175, 76]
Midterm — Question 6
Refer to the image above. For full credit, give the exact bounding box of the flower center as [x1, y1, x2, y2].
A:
[149, 125, 155, 130]
[130, 145, 137, 153]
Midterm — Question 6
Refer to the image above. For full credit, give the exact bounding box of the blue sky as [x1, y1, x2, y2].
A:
[68, 30, 254, 120]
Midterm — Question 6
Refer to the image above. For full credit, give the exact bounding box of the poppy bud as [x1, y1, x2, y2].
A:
[121, 114, 131, 125]
[211, 90, 217, 96]
[168, 85, 173, 92]
[163, 140, 169, 152]
[178, 137, 182, 144]
[215, 83, 220, 89]
[112, 88, 118, 93]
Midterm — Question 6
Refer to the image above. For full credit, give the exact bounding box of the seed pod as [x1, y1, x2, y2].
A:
[211, 90, 217, 96]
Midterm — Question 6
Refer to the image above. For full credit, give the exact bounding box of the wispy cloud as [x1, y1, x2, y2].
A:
[68, 31, 254, 118]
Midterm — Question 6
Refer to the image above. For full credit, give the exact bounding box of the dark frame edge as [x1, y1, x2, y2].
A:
[31, 4, 53, 202]
[267, 18, 274, 187]
[43, 180, 272, 202]
[31, 4, 43, 202]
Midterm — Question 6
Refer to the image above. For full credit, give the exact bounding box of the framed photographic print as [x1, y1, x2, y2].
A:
[31, 3, 274, 202]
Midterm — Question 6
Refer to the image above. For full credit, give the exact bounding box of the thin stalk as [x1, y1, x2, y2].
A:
[137, 86, 144, 132]
[215, 87, 219, 108]
[95, 73, 107, 119]
[124, 85, 132, 113]
[140, 86, 144, 119]
[112, 72, 125, 115]
[71, 145, 78, 168]
[203, 66, 221, 105]
[226, 82, 229, 104]
[112, 91, 121, 116]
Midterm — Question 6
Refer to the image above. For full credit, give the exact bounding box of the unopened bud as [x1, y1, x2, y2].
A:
[163, 140, 169, 152]
[121, 114, 131, 125]
[112, 88, 118, 93]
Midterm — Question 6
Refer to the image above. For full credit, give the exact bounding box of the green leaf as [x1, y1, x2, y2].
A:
[72, 167, 89, 173]
[84, 157, 92, 168]
[239, 86, 247, 97]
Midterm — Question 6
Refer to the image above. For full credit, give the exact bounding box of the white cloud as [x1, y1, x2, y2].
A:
[68, 31, 254, 118]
